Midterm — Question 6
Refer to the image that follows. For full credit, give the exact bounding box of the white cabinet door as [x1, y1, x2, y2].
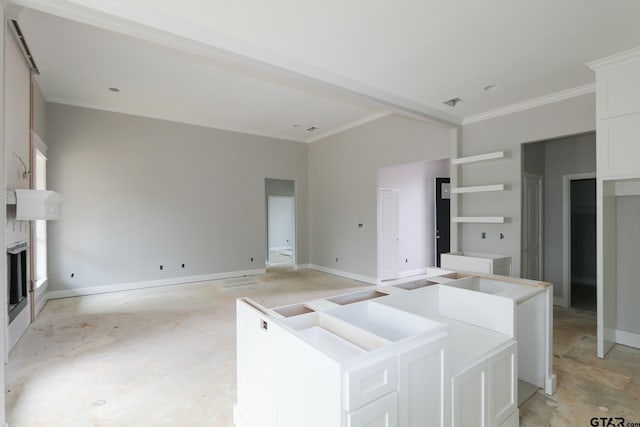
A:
[347, 392, 398, 427]
[489, 343, 517, 427]
[345, 355, 398, 411]
[235, 299, 277, 427]
[452, 360, 489, 427]
[398, 335, 449, 427]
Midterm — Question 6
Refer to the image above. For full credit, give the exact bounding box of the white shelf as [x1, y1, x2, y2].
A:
[451, 184, 506, 194]
[451, 151, 506, 165]
[452, 216, 506, 224]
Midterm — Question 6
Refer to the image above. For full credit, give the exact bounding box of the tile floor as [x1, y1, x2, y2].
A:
[5, 267, 640, 426]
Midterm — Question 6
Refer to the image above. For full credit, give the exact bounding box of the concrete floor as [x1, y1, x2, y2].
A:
[5, 268, 640, 426]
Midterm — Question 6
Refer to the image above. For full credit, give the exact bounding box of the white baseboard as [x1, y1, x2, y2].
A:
[233, 404, 251, 427]
[269, 246, 292, 251]
[553, 296, 569, 308]
[46, 268, 266, 300]
[615, 329, 640, 349]
[304, 264, 379, 285]
[34, 291, 49, 317]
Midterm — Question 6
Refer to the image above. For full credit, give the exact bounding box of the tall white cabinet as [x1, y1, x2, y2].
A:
[589, 46, 640, 357]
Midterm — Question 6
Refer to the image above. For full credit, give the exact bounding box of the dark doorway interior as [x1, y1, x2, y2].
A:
[435, 177, 451, 267]
[570, 178, 597, 311]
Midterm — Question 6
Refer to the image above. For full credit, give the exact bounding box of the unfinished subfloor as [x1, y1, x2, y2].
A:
[5, 267, 640, 426]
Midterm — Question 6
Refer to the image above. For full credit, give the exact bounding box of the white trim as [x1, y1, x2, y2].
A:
[562, 172, 596, 309]
[463, 84, 596, 125]
[269, 246, 292, 251]
[305, 264, 379, 285]
[34, 289, 48, 316]
[522, 172, 543, 282]
[306, 111, 391, 143]
[452, 216, 506, 223]
[587, 46, 640, 70]
[451, 184, 505, 194]
[31, 130, 47, 156]
[46, 269, 266, 299]
[615, 329, 640, 349]
[614, 179, 640, 197]
[450, 151, 506, 165]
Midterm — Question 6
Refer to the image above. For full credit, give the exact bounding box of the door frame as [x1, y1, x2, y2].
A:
[561, 172, 596, 308]
[377, 188, 400, 281]
[522, 172, 543, 281]
[266, 195, 296, 266]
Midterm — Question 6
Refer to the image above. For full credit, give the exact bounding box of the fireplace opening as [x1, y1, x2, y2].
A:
[8, 241, 28, 323]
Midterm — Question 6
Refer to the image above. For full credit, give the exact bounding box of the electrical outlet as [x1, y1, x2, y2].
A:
[405, 258, 408, 263]
[71, 273, 75, 278]
[250, 257, 254, 262]
[181, 263, 185, 268]
[159, 265, 164, 270]
[481, 232, 486, 239]
[336, 257, 339, 262]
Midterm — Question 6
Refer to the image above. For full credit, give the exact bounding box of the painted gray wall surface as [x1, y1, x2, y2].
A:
[616, 195, 640, 335]
[522, 142, 545, 176]
[542, 133, 596, 296]
[378, 159, 450, 273]
[309, 114, 451, 279]
[32, 81, 47, 140]
[460, 94, 596, 279]
[46, 103, 308, 291]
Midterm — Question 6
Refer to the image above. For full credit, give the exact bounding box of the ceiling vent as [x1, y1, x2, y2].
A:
[9, 20, 40, 75]
[443, 97, 463, 108]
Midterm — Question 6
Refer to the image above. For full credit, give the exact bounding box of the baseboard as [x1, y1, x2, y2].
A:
[34, 290, 49, 317]
[553, 296, 569, 308]
[294, 263, 311, 270]
[46, 268, 267, 300]
[615, 329, 640, 349]
[305, 264, 379, 285]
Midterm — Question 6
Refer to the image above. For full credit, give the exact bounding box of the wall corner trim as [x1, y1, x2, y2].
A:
[46, 268, 267, 299]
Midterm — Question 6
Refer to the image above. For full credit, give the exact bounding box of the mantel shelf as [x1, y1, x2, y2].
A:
[451, 184, 506, 194]
[452, 216, 507, 224]
[451, 151, 506, 165]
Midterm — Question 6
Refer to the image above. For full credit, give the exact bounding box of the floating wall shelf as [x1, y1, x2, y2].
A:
[451, 184, 506, 194]
[451, 151, 506, 166]
[452, 216, 506, 224]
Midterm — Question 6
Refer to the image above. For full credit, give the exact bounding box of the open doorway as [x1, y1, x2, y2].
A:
[565, 176, 597, 311]
[265, 179, 296, 267]
[377, 158, 450, 280]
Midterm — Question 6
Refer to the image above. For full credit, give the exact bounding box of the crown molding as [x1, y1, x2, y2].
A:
[306, 111, 391, 143]
[587, 46, 640, 70]
[462, 83, 596, 125]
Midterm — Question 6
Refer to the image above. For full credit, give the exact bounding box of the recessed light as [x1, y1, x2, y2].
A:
[108, 87, 120, 92]
[484, 84, 499, 92]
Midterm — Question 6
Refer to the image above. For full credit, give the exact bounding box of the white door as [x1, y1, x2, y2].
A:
[522, 174, 543, 280]
[379, 189, 399, 281]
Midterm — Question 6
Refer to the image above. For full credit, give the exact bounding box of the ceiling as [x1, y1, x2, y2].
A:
[10, 0, 640, 142]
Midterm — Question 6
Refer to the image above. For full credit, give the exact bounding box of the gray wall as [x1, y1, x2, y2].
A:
[459, 94, 596, 278]
[541, 133, 596, 296]
[32, 81, 47, 140]
[308, 114, 451, 279]
[378, 159, 450, 273]
[46, 103, 308, 292]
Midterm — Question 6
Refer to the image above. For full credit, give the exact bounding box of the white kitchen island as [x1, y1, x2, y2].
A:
[233, 270, 554, 427]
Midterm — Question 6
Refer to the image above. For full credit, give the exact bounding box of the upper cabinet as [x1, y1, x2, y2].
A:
[589, 47, 640, 179]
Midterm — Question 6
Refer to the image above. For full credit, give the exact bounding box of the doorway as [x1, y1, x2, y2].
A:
[522, 173, 543, 280]
[564, 175, 597, 311]
[265, 179, 296, 267]
[434, 177, 450, 267]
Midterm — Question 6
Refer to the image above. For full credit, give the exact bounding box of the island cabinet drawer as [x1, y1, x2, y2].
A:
[346, 391, 398, 427]
[344, 356, 398, 411]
